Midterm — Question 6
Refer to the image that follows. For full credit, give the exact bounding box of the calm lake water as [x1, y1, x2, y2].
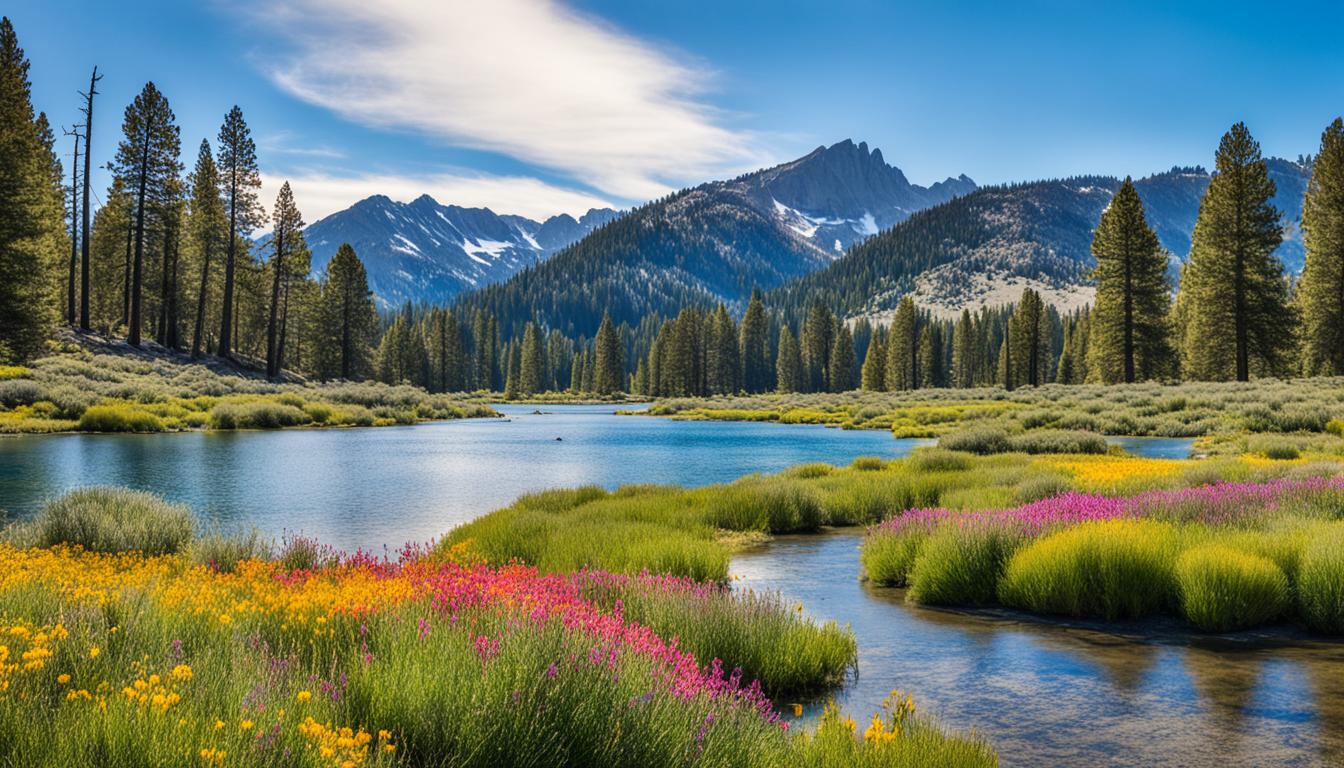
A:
[0, 404, 920, 551]
[735, 532, 1344, 768]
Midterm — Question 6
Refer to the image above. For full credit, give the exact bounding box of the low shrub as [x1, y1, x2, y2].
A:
[908, 448, 972, 473]
[1008, 429, 1108, 455]
[1298, 526, 1344, 633]
[998, 519, 1177, 620]
[76, 403, 164, 432]
[907, 521, 1023, 605]
[0, 378, 43, 407]
[1175, 546, 1289, 632]
[850, 455, 886, 471]
[1247, 436, 1303, 460]
[26, 487, 193, 555]
[938, 427, 1011, 455]
[783, 462, 833, 479]
[190, 527, 272, 572]
[707, 479, 823, 533]
[209, 401, 311, 429]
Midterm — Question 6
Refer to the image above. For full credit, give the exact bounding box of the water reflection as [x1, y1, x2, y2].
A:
[732, 531, 1343, 768]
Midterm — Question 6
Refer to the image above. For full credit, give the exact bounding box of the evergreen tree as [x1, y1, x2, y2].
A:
[0, 18, 62, 361]
[917, 325, 942, 388]
[1087, 178, 1174, 382]
[266, 182, 303, 376]
[739, 287, 771, 393]
[594, 313, 623, 394]
[1297, 118, 1344, 375]
[216, 106, 263, 358]
[1179, 123, 1293, 381]
[707, 304, 739, 394]
[776, 325, 802, 393]
[799, 303, 834, 393]
[187, 140, 225, 357]
[884, 296, 919, 390]
[828, 322, 856, 392]
[316, 243, 376, 380]
[519, 321, 544, 395]
[860, 330, 886, 391]
[110, 81, 179, 347]
[1009, 288, 1050, 387]
[951, 309, 975, 388]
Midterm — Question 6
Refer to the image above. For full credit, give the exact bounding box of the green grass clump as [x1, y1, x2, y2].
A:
[706, 479, 823, 532]
[20, 487, 193, 555]
[907, 521, 1023, 606]
[1008, 429, 1108, 455]
[1298, 526, 1344, 633]
[908, 448, 972, 473]
[189, 528, 272, 572]
[861, 527, 930, 586]
[851, 456, 887, 471]
[1175, 546, 1289, 632]
[76, 402, 164, 432]
[997, 519, 1177, 620]
[208, 400, 311, 429]
[938, 428, 1012, 455]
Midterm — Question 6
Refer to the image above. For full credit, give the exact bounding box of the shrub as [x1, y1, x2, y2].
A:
[0, 378, 43, 407]
[938, 427, 1011, 455]
[77, 403, 164, 432]
[1326, 418, 1344, 437]
[1008, 429, 1108, 455]
[861, 527, 930, 586]
[783, 462, 833, 479]
[706, 480, 822, 533]
[909, 448, 972, 473]
[27, 487, 193, 555]
[1175, 546, 1289, 631]
[190, 528, 272, 572]
[907, 521, 1023, 605]
[1298, 527, 1344, 634]
[302, 401, 334, 424]
[277, 533, 339, 571]
[850, 455, 886, 471]
[998, 519, 1177, 620]
[209, 401, 311, 429]
[1014, 473, 1071, 503]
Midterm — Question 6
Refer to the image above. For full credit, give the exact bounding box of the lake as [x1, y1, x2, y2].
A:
[0, 404, 922, 551]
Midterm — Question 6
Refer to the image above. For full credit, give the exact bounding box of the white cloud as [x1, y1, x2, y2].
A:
[259, 170, 617, 225]
[245, 0, 764, 201]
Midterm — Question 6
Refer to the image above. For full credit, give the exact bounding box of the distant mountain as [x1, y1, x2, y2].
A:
[455, 140, 974, 338]
[300, 195, 620, 307]
[772, 159, 1311, 320]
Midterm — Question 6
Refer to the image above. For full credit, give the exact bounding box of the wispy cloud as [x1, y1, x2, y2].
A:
[244, 0, 764, 201]
[259, 169, 617, 225]
[258, 131, 347, 160]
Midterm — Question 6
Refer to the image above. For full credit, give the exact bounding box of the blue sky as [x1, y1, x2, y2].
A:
[9, 0, 1344, 223]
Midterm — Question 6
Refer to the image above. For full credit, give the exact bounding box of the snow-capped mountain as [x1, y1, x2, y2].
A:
[302, 194, 620, 307]
[736, 138, 976, 254]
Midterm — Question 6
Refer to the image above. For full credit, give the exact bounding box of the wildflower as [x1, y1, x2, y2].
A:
[171, 664, 193, 681]
[791, 703, 803, 717]
[296, 690, 312, 703]
[88, 647, 100, 659]
[57, 673, 71, 685]
[239, 719, 253, 731]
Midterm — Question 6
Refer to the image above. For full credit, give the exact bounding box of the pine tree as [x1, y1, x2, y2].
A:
[828, 322, 856, 392]
[110, 82, 179, 347]
[860, 330, 886, 391]
[739, 287, 770, 392]
[519, 321, 544, 395]
[951, 309, 975, 388]
[216, 106, 263, 358]
[593, 313, 623, 394]
[1087, 178, 1174, 383]
[884, 296, 918, 390]
[917, 325, 943, 388]
[316, 243, 376, 380]
[1297, 118, 1344, 375]
[1179, 123, 1293, 381]
[266, 182, 304, 377]
[1009, 289, 1050, 387]
[707, 304, 739, 394]
[776, 325, 802, 393]
[0, 19, 63, 361]
[800, 303, 834, 393]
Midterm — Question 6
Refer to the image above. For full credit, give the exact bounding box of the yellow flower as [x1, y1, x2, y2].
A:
[57, 673, 71, 684]
[791, 703, 803, 717]
[171, 664, 193, 681]
[214, 720, 225, 730]
[384, 744, 397, 753]
[296, 690, 312, 702]
[88, 647, 100, 659]
[239, 719, 253, 731]
[217, 614, 232, 626]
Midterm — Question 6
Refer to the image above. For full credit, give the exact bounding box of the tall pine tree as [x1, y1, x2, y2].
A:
[1178, 123, 1293, 381]
[216, 106, 263, 358]
[1087, 178, 1173, 383]
[1297, 118, 1344, 375]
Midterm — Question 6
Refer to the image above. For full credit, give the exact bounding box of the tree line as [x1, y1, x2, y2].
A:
[4, 13, 1343, 394]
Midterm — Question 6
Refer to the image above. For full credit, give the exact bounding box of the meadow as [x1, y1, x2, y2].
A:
[640, 378, 1344, 439]
[0, 337, 497, 434]
[0, 489, 995, 768]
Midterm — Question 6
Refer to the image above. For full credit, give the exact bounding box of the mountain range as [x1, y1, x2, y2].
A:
[300, 195, 620, 308]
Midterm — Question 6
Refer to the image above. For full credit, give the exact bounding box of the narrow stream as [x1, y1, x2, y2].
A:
[732, 531, 1344, 767]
